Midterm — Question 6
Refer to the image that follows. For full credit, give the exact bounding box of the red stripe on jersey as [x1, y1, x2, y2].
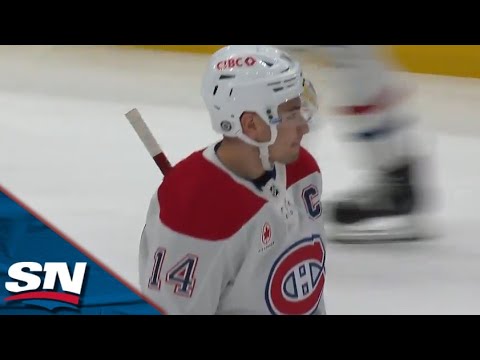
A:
[286, 147, 321, 189]
[333, 86, 411, 116]
[158, 150, 267, 241]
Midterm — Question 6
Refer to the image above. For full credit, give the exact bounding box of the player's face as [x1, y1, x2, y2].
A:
[268, 97, 310, 164]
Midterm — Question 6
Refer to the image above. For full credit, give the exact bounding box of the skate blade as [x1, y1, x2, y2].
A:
[324, 214, 437, 244]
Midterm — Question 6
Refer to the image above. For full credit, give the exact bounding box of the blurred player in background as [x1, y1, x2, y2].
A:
[138, 45, 327, 315]
[278, 45, 431, 242]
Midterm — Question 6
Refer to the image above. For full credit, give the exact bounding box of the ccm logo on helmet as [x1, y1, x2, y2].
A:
[216, 56, 256, 70]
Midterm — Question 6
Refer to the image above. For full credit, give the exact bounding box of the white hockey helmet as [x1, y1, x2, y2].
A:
[201, 45, 319, 170]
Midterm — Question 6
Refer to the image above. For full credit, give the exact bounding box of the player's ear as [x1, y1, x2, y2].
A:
[240, 112, 257, 139]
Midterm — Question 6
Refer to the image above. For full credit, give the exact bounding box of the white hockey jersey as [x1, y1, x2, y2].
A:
[138, 143, 327, 315]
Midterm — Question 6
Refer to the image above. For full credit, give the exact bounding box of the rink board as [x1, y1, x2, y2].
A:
[131, 45, 480, 79]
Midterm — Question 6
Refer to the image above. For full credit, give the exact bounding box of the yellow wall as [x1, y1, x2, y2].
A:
[391, 45, 480, 79]
[133, 45, 222, 54]
[132, 45, 480, 79]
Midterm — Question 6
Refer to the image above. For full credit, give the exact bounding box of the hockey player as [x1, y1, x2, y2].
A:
[138, 45, 327, 315]
[278, 45, 431, 242]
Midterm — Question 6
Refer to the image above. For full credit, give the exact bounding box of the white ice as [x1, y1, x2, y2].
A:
[1, 45, 479, 315]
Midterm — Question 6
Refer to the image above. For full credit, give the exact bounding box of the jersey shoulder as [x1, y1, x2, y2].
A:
[286, 146, 321, 188]
[158, 149, 267, 241]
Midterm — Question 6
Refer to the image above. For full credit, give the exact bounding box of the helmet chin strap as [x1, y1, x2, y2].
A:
[237, 126, 278, 172]
[259, 145, 273, 171]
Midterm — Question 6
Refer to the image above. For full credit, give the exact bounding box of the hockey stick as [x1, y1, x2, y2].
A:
[125, 108, 173, 176]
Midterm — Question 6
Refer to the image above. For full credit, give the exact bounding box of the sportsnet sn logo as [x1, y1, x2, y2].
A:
[4, 262, 88, 310]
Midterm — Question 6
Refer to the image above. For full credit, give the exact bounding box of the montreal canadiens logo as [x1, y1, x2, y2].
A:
[265, 235, 325, 315]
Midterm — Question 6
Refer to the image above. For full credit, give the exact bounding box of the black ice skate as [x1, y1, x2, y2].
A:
[324, 160, 431, 242]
